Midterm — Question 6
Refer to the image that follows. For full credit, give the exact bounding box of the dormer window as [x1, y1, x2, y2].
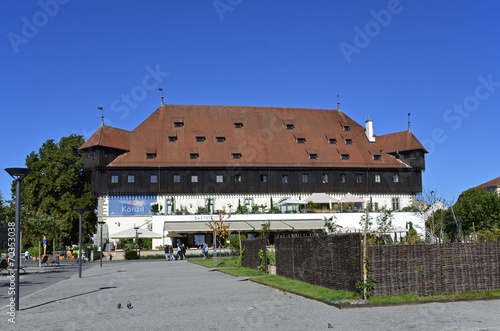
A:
[296, 138, 306, 144]
[309, 153, 318, 160]
[285, 124, 294, 130]
[341, 154, 350, 161]
[373, 154, 382, 161]
[343, 125, 350, 132]
[345, 139, 352, 145]
[234, 122, 243, 129]
[232, 153, 242, 160]
[328, 138, 337, 145]
[190, 153, 199, 160]
[196, 136, 206, 143]
[169, 136, 177, 142]
[146, 153, 156, 160]
[216, 136, 226, 143]
[174, 121, 184, 128]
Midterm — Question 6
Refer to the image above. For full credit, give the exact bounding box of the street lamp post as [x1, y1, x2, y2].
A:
[75, 208, 85, 278]
[98, 220, 105, 267]
[5, 167, 31, 311]
[134, 226, 140, 258]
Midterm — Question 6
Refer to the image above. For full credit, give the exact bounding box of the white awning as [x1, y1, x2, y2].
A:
[163, 219, 325, 233]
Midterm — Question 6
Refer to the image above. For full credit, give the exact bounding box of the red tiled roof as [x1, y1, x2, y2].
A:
[376, 131, 428, 154]
[79, 126, 130, 151]
[476, 177, 500, 189]
[81, 105, 426, 169]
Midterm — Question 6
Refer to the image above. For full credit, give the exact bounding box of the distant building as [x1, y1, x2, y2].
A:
[476, 177, 500, 195]
[80, 104, 428, 248]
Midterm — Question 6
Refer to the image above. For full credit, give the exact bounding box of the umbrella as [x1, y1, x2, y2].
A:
[110, 227, 162, 239]
[305, 193, 339, 204]
[278, 197, 307, 206]
[166, 231, 183, 238]
[339, 193, 365, 212]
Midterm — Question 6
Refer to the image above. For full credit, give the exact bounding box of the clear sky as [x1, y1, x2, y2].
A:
[1, 0, 499, 204]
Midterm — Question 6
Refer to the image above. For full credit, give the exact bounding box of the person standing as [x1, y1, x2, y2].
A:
[181, 244, 186, 260]
[177, 245, 182, 260]
[169, 245, 173, 260]
[87, 246, 92, 262]
[202, 243, 209, 259]
[164, 245, 169, 261]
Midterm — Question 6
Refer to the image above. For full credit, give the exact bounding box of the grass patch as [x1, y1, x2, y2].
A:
[190, 256, 241, 268]
[219, 267, 266, 277]
[253, 275, 359, 302]
[368, 289, 500, 304]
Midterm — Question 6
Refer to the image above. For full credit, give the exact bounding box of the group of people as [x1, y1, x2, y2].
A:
[164, 243, 186, 261]
[163, 243, 210, 260]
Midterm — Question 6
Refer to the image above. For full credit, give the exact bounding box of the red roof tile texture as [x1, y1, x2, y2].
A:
[476, 176, 500, 189]
[80, 105, 427, 169]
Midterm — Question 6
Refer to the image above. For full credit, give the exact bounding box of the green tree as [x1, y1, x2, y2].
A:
[453, 187, 500, 232]
[376, 208, 394, 234]
[18, 134, 97, 246]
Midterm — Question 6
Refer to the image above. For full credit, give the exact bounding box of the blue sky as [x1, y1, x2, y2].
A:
[1, 0, 499, 204]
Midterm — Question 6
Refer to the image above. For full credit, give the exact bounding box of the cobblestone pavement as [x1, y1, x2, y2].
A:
[1, 259, 500, 330]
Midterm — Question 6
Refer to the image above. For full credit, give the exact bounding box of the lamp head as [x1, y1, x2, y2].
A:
[75, 208, 86, 214]
[5, 167, 31, 180]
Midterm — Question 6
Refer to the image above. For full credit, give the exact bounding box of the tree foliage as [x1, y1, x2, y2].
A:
[453, 188, 500, 232]
[18, 134, 97, 247]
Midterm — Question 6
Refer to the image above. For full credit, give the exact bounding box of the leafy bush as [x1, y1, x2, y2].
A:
[267, 251, 276, 266]
[124, 250, 139, 260]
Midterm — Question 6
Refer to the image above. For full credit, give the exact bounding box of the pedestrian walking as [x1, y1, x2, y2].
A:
[177, 245, 182, 260]
[202, 243, 209, 259]
[164, 245, 169, 261]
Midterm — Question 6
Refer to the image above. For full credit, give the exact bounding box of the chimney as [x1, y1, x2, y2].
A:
[365, 117, 375, 143]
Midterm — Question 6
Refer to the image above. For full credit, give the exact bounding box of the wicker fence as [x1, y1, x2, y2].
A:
[241, 238, 266, 270]
[274, 233, 362, 292]
[369, 242, 500, 296]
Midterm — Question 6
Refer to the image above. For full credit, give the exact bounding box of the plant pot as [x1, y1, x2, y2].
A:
[268, 265, 276, 275]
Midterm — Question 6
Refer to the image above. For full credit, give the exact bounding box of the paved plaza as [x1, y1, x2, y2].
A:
[1, 259, 500, 330]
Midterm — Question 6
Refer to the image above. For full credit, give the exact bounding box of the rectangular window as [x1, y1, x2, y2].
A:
[260, 174, 267, 183]
[393, 174, 399, 183]
[191, 175, 198, 183]
[302, 173, 308, 183]
[173, 174, 180, 183]
[146, 153, 156, 160]
[128, 175, 135, 183]
[195, 136, 205, 143]
[216, 175, 223, 183]
[285, 124, 294, 130]
[150, 174, 158, 183]
[343, 125, 350, 132]
[296, 138, 306, 144]
[356, 174, 363, 183]
[345, 139, 352, 145]
[216, 136, 226, 143]
[232, 153, 242, 160]
[340, 174, 346, 183]
[282, 175, 288, 184]
[234, 175, 242, 182]
[341, 154, 350, 161]
[111, 175, 119, 183]
[244, 198, 252, 211]
[194, 234, 206, 246]
[374, 174, 381, 183]
[373, 154, 382, 161]
[322, 173, 329, 183]
[392, 198, 400, 211]
[168, 136, 177, 142]
[190, 153, 199, 160]
[374, 202, 379, 212]
[328, 138, 337, 145]
[174, 121, 184, 128]
[234, 122, 243, 129]
[309, 153, 318, 160]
